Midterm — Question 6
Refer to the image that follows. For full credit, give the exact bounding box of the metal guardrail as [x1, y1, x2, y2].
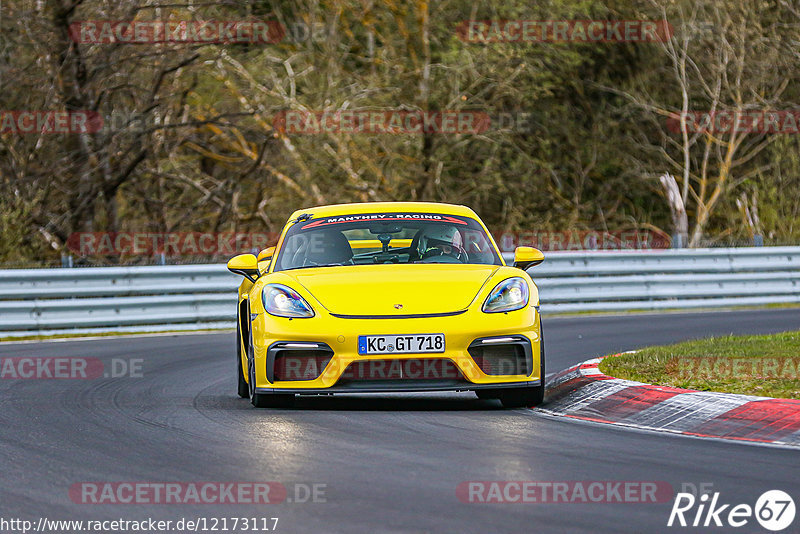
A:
[0, 247, 798, 337]
[0, 265, 238, 335]
[528, 247, 800, 312]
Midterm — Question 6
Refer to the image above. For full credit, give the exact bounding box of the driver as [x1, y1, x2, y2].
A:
[419, 226, 465, 260]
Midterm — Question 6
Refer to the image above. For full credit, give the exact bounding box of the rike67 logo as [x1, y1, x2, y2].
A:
[668, 489, 795, 531]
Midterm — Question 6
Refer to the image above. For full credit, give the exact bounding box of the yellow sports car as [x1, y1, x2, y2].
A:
[227, 202, 545, 408]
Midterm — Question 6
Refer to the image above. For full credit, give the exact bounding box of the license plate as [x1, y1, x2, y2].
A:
[358, 334, 445, 355]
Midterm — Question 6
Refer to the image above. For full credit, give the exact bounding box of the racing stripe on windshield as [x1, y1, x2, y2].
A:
[302, 214, 469, 230]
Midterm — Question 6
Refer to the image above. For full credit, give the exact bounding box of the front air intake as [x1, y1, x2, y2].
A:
[468, 336, 533, 376]
[267, 342, 333, 382]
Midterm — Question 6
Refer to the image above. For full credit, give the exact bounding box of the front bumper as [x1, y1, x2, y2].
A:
[255, 380, 541, 395]
[249, 304, 542, 393]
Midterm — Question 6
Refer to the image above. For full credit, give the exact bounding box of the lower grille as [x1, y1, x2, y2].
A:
[267, 342, 333, 382]
[468, 336, 532, 376]
[274, 352, 332, 381]
[336, 358, 467, 384]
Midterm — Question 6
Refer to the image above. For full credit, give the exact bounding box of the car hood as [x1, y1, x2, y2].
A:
[280, 264, 500, 316]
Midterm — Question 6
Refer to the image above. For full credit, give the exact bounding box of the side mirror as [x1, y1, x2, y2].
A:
[227, 253, 260, 282]
[257, 246, 275, 262]
[513, 246, 544, 270]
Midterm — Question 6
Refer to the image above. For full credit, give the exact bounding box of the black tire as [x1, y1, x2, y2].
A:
[236, 322, 249, 398]
[499, 385, 543, 408]
[251, 391, 296, 408]
[245, 324, 295, 408]
[499, 327, 546, 408]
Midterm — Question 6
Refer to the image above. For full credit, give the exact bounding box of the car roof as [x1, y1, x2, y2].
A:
[287, 202, 479, 220]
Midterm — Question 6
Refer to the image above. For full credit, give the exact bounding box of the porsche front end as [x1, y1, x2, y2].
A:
[229, 202, 546, 408]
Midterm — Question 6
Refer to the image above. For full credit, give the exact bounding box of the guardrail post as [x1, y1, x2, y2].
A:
[60, 254, 74, 268]
[671, 234, 685, 248]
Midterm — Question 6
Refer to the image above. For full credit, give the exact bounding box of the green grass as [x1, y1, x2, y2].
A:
[542, 302, 800, 318]
[599, 331, 800, 399]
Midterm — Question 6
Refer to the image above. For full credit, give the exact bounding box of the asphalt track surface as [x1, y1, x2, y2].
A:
[1, 309, 799, 533]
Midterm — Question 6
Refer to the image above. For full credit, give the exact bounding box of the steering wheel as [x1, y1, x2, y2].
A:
[303, 258, 353, 267]
[422, 246, 467, 262]
[419, 252, 463, 263]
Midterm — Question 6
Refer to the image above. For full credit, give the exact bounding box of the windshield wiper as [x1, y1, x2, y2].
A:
[283, 263, 346, 271]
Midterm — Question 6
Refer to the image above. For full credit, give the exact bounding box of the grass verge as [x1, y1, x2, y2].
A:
[598, 331, 800, 399]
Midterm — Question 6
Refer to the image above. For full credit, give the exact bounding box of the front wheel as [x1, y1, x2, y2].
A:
[246, 328, 295, 408]
[236, 323, 249, 398]
[500, 328, 546, 408]
[251, 391, 295, 408]
[499, 385, 544, 408]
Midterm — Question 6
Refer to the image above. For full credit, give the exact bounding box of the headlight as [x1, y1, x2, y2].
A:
[262, 284, 315, 318]
[482, 277, 529, 313]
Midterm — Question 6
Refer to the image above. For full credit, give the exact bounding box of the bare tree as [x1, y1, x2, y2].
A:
[606, 0, 796, 246]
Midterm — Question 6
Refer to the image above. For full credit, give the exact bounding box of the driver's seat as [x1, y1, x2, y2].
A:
[408, 229, 426, 262]
[305, 230, 353, 265]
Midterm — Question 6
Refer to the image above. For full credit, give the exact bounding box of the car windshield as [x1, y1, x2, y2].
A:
[274, 212, 502, 271]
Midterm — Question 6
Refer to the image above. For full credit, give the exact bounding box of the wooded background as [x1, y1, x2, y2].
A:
[2, 0, 800, 265]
